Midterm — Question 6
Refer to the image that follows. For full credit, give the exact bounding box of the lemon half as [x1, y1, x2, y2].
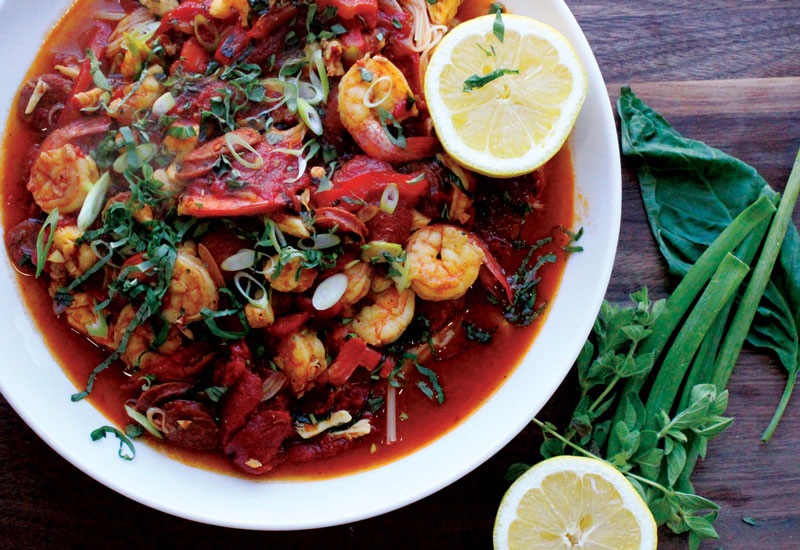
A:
[494, 456, 657, 550]
[425, 14, 588, 177]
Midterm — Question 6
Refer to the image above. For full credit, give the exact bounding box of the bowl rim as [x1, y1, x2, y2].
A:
[0, 0, 621, 530]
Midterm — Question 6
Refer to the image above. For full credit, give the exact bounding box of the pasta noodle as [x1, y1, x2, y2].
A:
[400, 0, 450, 76]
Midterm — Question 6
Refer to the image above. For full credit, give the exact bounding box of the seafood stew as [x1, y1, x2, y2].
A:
[2, 0, 574, 477]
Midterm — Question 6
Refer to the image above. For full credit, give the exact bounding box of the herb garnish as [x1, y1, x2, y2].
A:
[35, 208, 59, 278]
[90, 426, 136, 461]
[490, 3, 505, 43]
[505, 239, 557, 325]
[463, 69, 519, 92]
[463, 321, 494, 343]
[377, 106, 406, 148]
[415, 363, 444, 404]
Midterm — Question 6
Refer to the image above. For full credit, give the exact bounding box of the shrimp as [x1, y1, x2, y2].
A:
[27, 144, 98, 213]
[161, 243, 220, 324]
[46, 224, 99, 282]
[405, 224, 484, 301]
[351, 284, 415, 346]
[209, 0, 250, 24]
[274, 328, 328, 395]
[139, 0, 178, 17]
[341, 261, 373, 306]
[338, 56, 436, 162]
[162, 123, 199, 163]
[108, 66, 164, 126]
[267, 255, 317, 293]
[64, 292, 115, 349]
[113, 304, 183, 369]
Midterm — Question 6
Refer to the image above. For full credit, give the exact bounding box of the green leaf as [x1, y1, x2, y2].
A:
[539, 437, 565, 458]
[634, 447, 663, 480]
[672, 492, 720, 512]
[618, 86, 800, 391]
[667, 441, 687, 486]
[742, 516, 757, 525]
[90, 426, 135, 461]
[462, 68, 519, 92]
[505, 462, 530, 481]
[686, 515, 720, 541]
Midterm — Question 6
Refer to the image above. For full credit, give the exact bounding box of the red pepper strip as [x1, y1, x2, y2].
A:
[326, 337, 383, 386]
[155, 2, 206, 37]
[317, 0, 378, 22]
[264, 312, 312, 339]
[248, 4, 299, 40]
[215, 25, 250, 66]
[314, 170, 429, 208]
[470, 235, 514, 303]
[175, 37, 210, 74]
[60, 22, 111, 124]
[379, 356, 396, 379]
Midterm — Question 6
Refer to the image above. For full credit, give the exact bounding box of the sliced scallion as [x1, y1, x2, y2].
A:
[220, 248, 257, 271]
[364, 76, 393, 108]
[225, 132, 264, 170]
[298, 233, 341, 250]
[124, 404, 164, 439]
[234, 272, 270, 310]
[78, 172, 111, 231]
[380, 183, 399, 214]
[35, 208, 59, 278]
[152, 92, 176, 116]
[312, 273, 348, 311]
[297, 98, 323, 135]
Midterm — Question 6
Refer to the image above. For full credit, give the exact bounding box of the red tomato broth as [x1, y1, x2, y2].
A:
[1, 0, 574, 480]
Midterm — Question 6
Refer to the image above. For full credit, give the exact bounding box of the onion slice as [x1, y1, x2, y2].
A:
[234, 271, 270, 310]
[312, 273, 348, 311]
[386, 383, 397, 443]
[297, 98, 323, 135]
[77, 172, 111, 231]
[298, 233, 341, 250]
[225, 132, 264, 170]
[152, 92, 175, 116]
[380, 183, 399, 214]
[364, 76, 393, 108]
[220, 248, 256, 271]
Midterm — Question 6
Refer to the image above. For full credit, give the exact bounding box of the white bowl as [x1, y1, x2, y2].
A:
[0, 0, 620, 529]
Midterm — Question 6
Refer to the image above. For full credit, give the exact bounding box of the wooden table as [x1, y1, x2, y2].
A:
[2, 1, 799, 548]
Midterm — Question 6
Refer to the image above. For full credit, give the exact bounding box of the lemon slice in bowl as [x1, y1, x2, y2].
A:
[425, 14, 588, 177]
[494, 456, 657, 550]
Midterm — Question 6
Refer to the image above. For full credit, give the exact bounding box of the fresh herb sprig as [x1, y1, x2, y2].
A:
[463, 69, 519, 92]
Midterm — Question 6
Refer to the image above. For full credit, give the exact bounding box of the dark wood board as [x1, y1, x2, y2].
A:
[2, 1, 800, 548]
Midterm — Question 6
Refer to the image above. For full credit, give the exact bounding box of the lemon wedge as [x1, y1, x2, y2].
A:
[425, 14, 588, 177]
[494, 456, 657, 550]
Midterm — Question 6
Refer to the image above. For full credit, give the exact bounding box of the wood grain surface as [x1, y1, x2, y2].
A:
[2, 1, 800, 548]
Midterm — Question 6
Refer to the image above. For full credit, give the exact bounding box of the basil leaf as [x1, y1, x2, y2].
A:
[618, 86, 800, 388]
[463, 69, 519, 92]
[490, 3, 505, 43]
[90, 426, 136, 461]
[377, 107, 406, 149]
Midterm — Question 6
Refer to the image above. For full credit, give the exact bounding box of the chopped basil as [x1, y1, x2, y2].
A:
[166, 125, 197, 139]
[462, 321, 494, 343]
[377, 106, 407, 148]
[90, 426, 136, 461]
[426, 0, 438, 4]
[490, 3, 505, 43]
[359, 67, 374, 82]
[415, 363, 444, 404]
[392, 18, 403, 29]
[477, 43, 497, 57]
[330, 23, 347, 35]
[205, 386, 229, 402]
[463, 68, 519, 92]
